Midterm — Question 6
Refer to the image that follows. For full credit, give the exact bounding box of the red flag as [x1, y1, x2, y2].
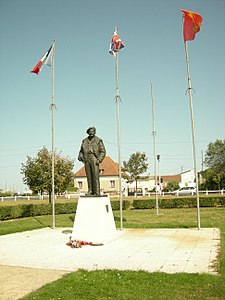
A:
[31, 44, 53, 75]
[181, 9, 203, 42]
[109, 29, 125, 57]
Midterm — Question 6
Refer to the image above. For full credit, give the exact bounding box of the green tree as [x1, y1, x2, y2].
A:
[202, 139, 225, 190]
[21, 147, 75, 202]
[164, 181, 180, 192]
[122, 152, 148, 196]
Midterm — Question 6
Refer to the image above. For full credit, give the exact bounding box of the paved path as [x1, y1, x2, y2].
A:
[0, 227, 221, 299]
[0, 265, 69, 300]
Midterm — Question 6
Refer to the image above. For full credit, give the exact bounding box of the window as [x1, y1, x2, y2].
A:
[110, 180, 115, 188]
[78, 181, 83, 189]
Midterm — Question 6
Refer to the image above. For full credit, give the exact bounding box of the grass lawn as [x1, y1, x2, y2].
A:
[1, 208, 225, 299]
[0, 207, 224, 234]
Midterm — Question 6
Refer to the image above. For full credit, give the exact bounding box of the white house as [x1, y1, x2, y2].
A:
[180, 169, 196, 188]
[124, 177, 155, 196]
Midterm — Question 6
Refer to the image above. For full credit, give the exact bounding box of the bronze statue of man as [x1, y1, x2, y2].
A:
[78, 127, 106, 196]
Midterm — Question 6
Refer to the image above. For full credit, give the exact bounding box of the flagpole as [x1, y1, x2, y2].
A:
[51, 40, 56, 229]
[184, 40, 201, 230]
[115, 50, 123, 230]
[150, 81, 159, 215]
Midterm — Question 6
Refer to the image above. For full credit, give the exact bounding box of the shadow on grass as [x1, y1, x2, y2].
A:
[114, 216, 127, 222]
[34, 217, 48, 227]
[69, 216, 74, 222]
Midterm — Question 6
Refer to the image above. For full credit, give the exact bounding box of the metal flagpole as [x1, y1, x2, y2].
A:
[51, 40, 56, 229]
[184, 41, 201, 230]
[150, 81, 159, 215]
[115, 49, 123, 230]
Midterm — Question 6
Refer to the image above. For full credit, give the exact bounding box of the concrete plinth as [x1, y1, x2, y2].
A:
[71, 195, 117, 243]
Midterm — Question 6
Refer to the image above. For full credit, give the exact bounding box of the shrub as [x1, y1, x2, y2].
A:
[0, 206, 16, 220]
[132, 196, 225, 209]
[164, 181, 179, 192]
[55, 202, 77, 214]
[0, 203, 74, 221]
[159, 198, 176, 209]
[174, 198, 195, 208]
[133, 199, 155, 209]
[0, 200, 130, 220]
[0, 197, 224, 220]
[110, 200, 130, 210]
[30, 204, 52, 216]
[0, 192, 13, 197]
[199, 197, 225, 207]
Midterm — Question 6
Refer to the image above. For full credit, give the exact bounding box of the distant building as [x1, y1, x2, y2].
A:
[74, 156, 127, 195]
[125, 176, 155, 196]
[160, 170, 195, 190]
[74, 156, 196, 195]
[160, 174, 181, 190]
[180, 169, 196, 188]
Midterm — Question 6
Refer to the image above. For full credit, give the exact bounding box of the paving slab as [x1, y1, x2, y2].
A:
[0, 227, 220, 275]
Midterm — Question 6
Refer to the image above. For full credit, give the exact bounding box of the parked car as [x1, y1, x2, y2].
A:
[171, 187, 196, 196]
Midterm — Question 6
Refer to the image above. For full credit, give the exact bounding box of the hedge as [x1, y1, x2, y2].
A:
[132, 196, 225, 209]
[0, 197, 224, 221]
[0, 203, 76, 221]
[132, 199, 155, 209]
[0, 200, 130, 221]
[110, 200, 130, 211]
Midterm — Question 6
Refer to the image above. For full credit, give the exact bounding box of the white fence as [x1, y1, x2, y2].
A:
[199, 190, 224, 195]
[1, 190, 224, 201]
[147, 189, 224, 197]
[1, 193, 80, 202]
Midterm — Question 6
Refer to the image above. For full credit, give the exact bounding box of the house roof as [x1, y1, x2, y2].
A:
[161, 174, 181, 183]
[138, 174, 181, 183]
[75, 156, 121, 177]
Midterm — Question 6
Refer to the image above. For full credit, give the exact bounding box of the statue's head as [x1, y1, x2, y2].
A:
[86, 127, 96, 135]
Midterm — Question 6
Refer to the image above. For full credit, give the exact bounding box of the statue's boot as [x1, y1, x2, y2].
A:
[85, 191, 93, 196]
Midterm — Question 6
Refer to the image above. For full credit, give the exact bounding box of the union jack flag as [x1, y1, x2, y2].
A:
[109, 28, 125, 57]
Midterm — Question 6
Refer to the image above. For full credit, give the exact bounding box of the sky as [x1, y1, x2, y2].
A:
[0, 0, 224, 192]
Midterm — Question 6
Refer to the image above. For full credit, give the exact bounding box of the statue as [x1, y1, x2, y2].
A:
[78, 127, 106, 196]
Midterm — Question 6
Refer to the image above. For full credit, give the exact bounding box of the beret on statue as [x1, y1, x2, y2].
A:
[86, 127, 96, 134]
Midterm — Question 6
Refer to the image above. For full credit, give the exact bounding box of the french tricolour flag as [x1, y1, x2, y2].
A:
[31, 44, 53, 75]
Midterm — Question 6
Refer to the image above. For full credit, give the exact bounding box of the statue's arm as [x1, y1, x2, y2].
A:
[78, 142, 85, 163]
[98, 140, 106, 163]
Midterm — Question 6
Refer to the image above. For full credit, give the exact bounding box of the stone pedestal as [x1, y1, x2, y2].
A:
[71, 195, 117, 243]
